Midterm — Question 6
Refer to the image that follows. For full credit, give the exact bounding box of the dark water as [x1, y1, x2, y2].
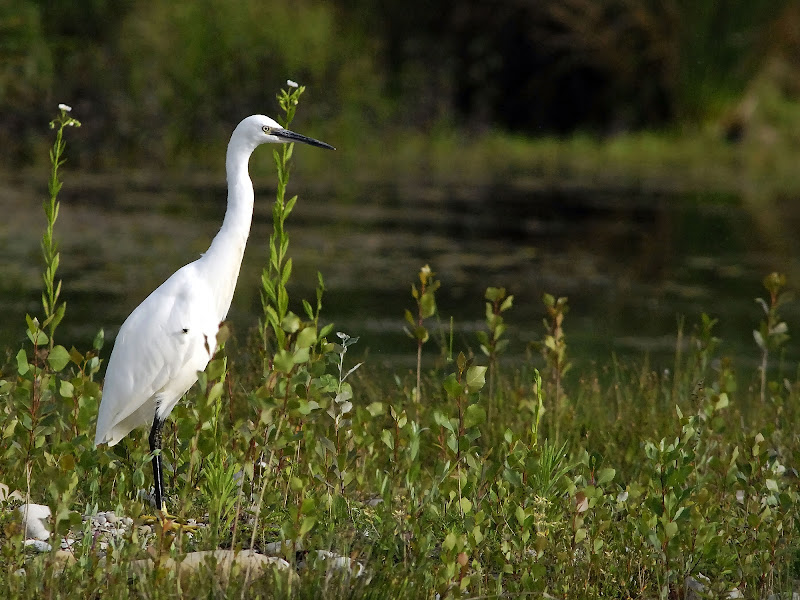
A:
[2, 171, 799, 375]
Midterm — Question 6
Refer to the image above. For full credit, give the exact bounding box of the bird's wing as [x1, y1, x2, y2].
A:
[94, 264, 220, 446]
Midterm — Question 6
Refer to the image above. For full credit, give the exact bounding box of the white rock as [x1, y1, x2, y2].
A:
[314, 550, 365, 577]
[61, 538, 76, 549]
[96, 514, 107, 526]
[24, 539, 52, 552]
[264, 539, 304, 555]
[17, 503, 52, 540]
[130, 549, 292, 585]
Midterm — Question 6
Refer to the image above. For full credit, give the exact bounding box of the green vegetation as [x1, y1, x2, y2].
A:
[3, 0, 800, 195]
[1, 94, 799, 600]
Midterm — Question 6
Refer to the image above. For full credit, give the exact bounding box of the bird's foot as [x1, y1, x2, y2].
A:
[139, 508, 198, 534]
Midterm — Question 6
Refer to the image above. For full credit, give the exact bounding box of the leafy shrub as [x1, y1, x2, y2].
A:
[1, 97, 799, 600]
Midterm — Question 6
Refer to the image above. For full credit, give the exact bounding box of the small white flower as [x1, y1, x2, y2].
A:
[58, 103, 72, 112]
[286, 79, 299, 88]
[616, 491, 629, 503]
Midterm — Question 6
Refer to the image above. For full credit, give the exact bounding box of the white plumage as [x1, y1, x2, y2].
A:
[94, 261, 222, 446]
[94, 114, 333, 509]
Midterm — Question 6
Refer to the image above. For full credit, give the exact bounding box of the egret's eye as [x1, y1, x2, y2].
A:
[262, 125, 273, 134]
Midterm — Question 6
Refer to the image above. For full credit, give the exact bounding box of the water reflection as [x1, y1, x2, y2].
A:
[1, 172, 798, 373]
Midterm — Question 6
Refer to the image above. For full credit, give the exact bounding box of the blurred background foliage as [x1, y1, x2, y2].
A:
[1, 0, 799, 169]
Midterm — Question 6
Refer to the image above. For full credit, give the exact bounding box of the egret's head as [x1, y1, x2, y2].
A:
[236, 114, 335, 150]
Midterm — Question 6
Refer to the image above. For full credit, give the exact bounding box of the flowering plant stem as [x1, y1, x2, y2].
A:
[42, 105, 81, 347]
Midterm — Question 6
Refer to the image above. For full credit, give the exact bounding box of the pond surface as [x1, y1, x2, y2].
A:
[2, 170, 799, 377]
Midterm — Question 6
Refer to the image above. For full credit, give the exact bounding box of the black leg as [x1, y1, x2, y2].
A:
[148, 415, 167, 513]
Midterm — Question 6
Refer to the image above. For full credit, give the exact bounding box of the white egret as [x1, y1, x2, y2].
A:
[94, 115, 334, 512]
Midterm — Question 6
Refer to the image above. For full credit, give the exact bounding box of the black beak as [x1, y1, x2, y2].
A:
[276, 128, 335, 150]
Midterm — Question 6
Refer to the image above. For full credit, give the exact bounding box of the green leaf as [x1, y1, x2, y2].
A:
[297, 400, 320, 415]
[485, 287, 505, 302]
[292, 347, 310, 365]
[60, 454, 75, 472]
[466, 366, 487, 392]
[16, 349, 29, 375]
[288, 476, 304, 493]
[281, 312, 301, 333]
[420, 290, 437, 319]
[52, 301, 67, 329]
[442, 373, 463, 399]
[459, 497, 472, 513]
[27, 327, 48, 346]
[412, 326, 429, 343]
[434, 411, 455, 433]
[3, 418, 17, 439]
[457, 352, 466, 371]
[206, 358, 226, 381]
[93, 328, 104, 351]
[381, 429, 394, 450]
[443, 532, 457, 551]
[472, 526, 484, 545]
[59, 379, 74, 398]
[464, 403, 486, 429]
[319, 323, 335, 339]
[273, 349, 295, 373]
[296, 326, 317, 349]
[596, 467, 616, 486]
[207, 381, 225, 404]
[281, 257, 293, 286]
[285, 195, 297, 217]
[47, 345, 71, 371]
[664, 520, 678, 539]
[366, 402, 384, 417]
[299, 515, 316, 536]
[68, 347, 83, 364]
[302, 299, 314, 320]
[334, 388, 353, 405]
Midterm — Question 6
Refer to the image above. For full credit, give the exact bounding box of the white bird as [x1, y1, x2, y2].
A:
[94, 115, 334, 512]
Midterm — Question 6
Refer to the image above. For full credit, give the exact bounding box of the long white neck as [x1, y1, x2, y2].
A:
[199, 134, 258, 320]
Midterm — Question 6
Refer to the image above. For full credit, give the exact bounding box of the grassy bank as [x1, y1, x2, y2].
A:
[1, 99, 799, 600]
